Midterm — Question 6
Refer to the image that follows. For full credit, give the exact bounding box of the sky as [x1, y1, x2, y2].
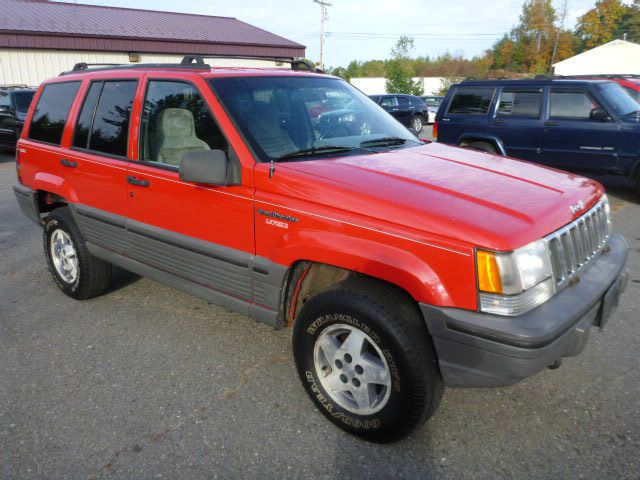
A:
[57, 0, 625, 67]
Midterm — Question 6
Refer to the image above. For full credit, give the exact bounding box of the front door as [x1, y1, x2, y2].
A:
[541, 87, 619, 171]
[125, 77, 257, 313]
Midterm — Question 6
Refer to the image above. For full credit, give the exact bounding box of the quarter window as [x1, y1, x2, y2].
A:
[140, 81, 227, 167]
[549, 90, 599, 120]
[497, 89, 542, 118]
[447, 87, 495, 115]
[28, 82, 81, 145]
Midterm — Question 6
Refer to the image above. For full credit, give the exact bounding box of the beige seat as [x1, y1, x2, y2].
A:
[155, 108, 209, 166]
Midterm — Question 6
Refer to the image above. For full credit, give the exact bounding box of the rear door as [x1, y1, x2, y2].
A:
[438, 86, 495, 145]
[488, 86, 544, 161]
[61, 76, 139, 247]
[540, 86, 619, 170]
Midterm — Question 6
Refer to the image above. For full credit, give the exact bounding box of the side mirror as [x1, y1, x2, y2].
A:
[590, 108, 610, 122]
[179, 149, 228, 185]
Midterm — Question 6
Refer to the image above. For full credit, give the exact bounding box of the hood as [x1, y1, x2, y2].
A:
[278, 142, 604, 251]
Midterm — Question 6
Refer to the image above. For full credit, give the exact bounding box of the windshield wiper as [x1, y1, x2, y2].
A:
[278, 145, 371, 161]
[359, 137, 419, 148]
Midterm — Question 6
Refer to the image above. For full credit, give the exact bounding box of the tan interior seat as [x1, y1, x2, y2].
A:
[156, 108, 210, 166]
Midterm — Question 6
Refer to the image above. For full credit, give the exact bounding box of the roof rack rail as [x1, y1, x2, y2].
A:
[60, 60, 212, 76]
[181, 54, 324, 73]
[60, 55, 324, 77]
[0, 84, 34, 89]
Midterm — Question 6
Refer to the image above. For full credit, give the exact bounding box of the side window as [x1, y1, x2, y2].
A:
[73, 82, 103, 149]
[397, 97, 411, 108]
[497, 88, 542, 118]
[549, 89, 599, 120]
[0, 92, 11, 109]
[140, 80, 227, 167]
[380, 97, 398, 108]
[28, 82, 81, 145]
[89, 81, 137, 157]
[447, 87, 495, 115]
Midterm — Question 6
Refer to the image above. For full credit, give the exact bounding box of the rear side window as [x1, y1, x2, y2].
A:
[447, 87, 495, 115]
[90, 81, 137, 157]
[497, 88, 542, 118]
[28, 82, 81, 145]
[550, 89, 599, 120]
[73, 82, 103, 149]
[72, 81, 137, 157]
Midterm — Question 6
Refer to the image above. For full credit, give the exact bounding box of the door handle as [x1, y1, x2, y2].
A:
[60, 158, 77, 168]
[544, 120, 561, 126]
[494, 119, 508, 125]
[127, 176, 150, 187]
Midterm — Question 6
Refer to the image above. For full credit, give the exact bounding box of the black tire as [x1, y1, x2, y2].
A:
[43, 207, 111, 300]
[464, 141, 498, 154]
[411, 115, 424, 134]
[292, 285, 443, 443]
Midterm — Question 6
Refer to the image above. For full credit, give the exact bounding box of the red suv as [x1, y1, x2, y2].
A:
[13, 57, 629, 443]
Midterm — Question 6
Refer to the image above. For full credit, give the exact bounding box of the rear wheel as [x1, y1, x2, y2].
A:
[292, 285, 443, 443]
[44, 207, 111, 300]
[411, 115, 424, 134]
[464, 141, 498, 154]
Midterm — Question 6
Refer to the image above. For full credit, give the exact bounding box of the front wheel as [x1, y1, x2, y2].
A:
[44, 207, 111, 300]
[292, 286, 443, 443]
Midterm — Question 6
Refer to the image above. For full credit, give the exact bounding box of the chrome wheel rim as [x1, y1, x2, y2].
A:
[313, 323, 392, 415]
[50, 229, 78, 284]
[413, 117, 422, 132]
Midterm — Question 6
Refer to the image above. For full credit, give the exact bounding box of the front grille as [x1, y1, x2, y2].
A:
[546, 198, 611, 289]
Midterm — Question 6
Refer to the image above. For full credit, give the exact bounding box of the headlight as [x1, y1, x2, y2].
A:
[476, 239, 555, 316]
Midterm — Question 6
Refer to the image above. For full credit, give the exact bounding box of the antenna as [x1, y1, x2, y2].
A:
[313, 0, 332, 69]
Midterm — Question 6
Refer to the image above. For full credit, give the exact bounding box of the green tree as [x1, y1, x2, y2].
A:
[576, 0, 630, 49]
[385, 36, 424, 95]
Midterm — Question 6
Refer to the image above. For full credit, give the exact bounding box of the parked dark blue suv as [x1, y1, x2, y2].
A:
[435, 78, 640, 194]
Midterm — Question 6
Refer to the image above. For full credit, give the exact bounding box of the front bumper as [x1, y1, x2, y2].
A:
[421, 234, 629, 388]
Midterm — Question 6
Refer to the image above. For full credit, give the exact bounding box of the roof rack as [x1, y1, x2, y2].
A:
[60, 60, 212, 76]
[60, 55, 324, 76]
[0, 84, 34, 89]
[181, 54, 324, 73]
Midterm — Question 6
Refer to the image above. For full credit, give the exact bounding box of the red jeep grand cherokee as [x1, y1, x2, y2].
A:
[13, 57, 629, 443]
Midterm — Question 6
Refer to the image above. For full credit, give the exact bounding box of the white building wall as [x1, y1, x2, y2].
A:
[0, 49, 281, 86]
[350, 77, 447, 96]
[553, 40, 640, 76]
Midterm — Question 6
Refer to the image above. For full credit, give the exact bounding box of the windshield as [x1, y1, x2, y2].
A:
[209, 76, 418, 162]
[597, 82, 640, 117]
[13, 91, 35, 113]
[426, 97, 442, 107]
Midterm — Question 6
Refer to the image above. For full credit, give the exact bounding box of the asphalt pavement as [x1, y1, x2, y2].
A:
[1, 144, 639, 479]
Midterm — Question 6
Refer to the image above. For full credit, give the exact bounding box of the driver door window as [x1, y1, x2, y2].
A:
[140, 81, 227, 167]
[549, 89, 602, 120]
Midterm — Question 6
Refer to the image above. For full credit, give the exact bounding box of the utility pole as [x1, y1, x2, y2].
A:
[313, 0, 332, 69]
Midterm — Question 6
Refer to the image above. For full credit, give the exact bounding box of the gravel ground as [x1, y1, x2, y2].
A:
[1, 147, 639, 479]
